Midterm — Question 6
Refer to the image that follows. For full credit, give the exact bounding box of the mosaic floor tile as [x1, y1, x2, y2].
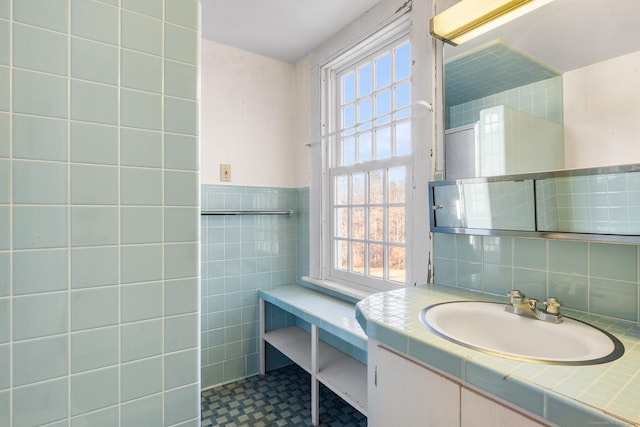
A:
[201, 364, 367, 426]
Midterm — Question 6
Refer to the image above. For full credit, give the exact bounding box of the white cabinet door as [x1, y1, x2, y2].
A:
[461, 388, 547, 427]
[375, 346, 460, 427]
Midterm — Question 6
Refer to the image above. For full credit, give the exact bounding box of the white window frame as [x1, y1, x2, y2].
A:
[321, 17, 412, 292]
[306, 0, 435, 298]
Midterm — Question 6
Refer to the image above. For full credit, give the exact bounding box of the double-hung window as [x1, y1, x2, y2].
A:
[324, 25, 412, 290]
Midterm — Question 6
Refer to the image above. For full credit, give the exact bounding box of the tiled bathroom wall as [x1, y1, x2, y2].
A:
[200, 185, 301, 389]
[433, 233, 640, 324]
[446, 76, 563, 129]
[536, 172, 640, 234]
[0, 1, 200, 425]
[198, 184, 363, 389]
[296, 187, 310, 280]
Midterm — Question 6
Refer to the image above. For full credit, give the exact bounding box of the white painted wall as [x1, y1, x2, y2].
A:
[201, 39, 303, 187]
[563, 50, 640, 169]
[294, 56, 312, 188]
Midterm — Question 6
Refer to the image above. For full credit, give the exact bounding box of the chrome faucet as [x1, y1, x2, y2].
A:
[505, 290, 563, 324]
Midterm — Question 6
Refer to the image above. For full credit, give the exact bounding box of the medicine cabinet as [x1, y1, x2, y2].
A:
[429, 164, 640, 244]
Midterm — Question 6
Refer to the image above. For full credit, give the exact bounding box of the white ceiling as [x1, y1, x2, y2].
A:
[200, 0, 384, 64]
[201, 0, 640, 71]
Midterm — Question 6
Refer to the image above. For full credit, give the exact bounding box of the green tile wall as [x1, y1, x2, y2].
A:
[447, 76, 563, 129]
[201, 185, 367, 389]
[297, 188, 310, 279]
[538, 172, 640, 234]
[200, 185, 308, 389]
[444, 41, 560, 108]
[0, 1, 201, 426]
[434, 233, 640, 323]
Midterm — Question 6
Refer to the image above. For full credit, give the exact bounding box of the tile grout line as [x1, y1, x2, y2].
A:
[116, 0, 122, 425]
[66, 0, 72, 424]
[7, 0, 13, 425]
[161, 1, 166, 424]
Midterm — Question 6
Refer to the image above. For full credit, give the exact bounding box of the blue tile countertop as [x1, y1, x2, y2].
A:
[259, 285, 368, 352]
[356, 284, 640, 427]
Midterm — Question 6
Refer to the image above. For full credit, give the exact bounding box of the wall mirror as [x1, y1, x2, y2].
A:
[432, 179, 536, 231]
[535, 165, 640, 236]
[430, 164, 640, 243]
[439, 0, 640, 180]
[432, 0, 640, 242]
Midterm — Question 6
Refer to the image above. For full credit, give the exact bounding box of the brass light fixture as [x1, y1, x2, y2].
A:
[430, 0, 554, 45]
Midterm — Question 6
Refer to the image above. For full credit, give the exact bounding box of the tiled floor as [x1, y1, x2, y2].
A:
[201, 364, 367, 426]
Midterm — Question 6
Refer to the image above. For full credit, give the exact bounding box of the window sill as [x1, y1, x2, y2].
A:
[301, 276, 380, 302]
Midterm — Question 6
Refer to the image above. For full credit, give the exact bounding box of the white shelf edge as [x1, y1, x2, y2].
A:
[264, 326, 312, 373]
[264, 326, 368, 416]
[317, 350, 368, 415]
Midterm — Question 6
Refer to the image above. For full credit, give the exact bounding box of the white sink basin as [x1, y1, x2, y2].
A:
[420, 301, 624, 365]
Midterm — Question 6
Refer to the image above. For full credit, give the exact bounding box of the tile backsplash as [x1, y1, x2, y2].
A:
[433, 233, 640, 324]
[200, 185, 307, 389]
[536, 171, 640, 234]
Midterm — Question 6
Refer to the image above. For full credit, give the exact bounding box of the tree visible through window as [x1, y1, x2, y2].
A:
[328, 36, 411, 287]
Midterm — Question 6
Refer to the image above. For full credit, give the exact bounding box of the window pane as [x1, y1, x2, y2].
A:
[370, 169, 384, 204]
[352, 207, 365, 239]
[389, 246, 406, 283]
[375, 90, 391, 119]
[389, 167, 405, 203]
[395, 43, 410, 81]
[359, 132, 372, 163]
[389, 207, 405, 242]
[343, 137, 355, 166]
[343, 105, 355, 128]
[358, 98, 372, 124]
[352, 173, 365, 204]
[358, 122, 372, 132]
[336, 240, 348, 271]
[343, 72, 355, 103]
[395, 121, 411, 156]
[376, 127, 391, 160]
[369, 244, 384, 278]
[375, 116, 391, 127]
[395, 107, 410, 120]
[375, 53, 391, 89]
[352, 242, 365, 274]
[335, 175, 349, 204]
[369, 207, 384, 241]
[358, 63, 372, 97]
[330, 36, 410, 288]
[395, 82, 410, 109]
[335, 207, 349, 237]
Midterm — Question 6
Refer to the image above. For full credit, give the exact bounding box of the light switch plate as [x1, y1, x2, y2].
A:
[220, 164, 231, 182]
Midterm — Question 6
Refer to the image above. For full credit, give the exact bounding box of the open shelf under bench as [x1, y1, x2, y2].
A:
[263, 326, 367, 415]
[258, 285, 368, 426]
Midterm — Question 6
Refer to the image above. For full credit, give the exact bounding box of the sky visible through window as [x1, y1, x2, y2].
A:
[332, 40, 411, 285]
[339, 42, 411, 166]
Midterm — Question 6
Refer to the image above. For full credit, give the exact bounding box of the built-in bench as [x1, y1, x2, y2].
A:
[258, 284, 368, 426]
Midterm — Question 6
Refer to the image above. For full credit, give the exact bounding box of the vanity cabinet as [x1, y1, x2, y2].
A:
[460, 388, 545, 427]
[374, 344, 459, 426]
[369, 344, 547, 427]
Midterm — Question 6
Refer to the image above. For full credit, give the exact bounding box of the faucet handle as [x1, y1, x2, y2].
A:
[543, 297, 562, 315]
[508, 289, 525, 305]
